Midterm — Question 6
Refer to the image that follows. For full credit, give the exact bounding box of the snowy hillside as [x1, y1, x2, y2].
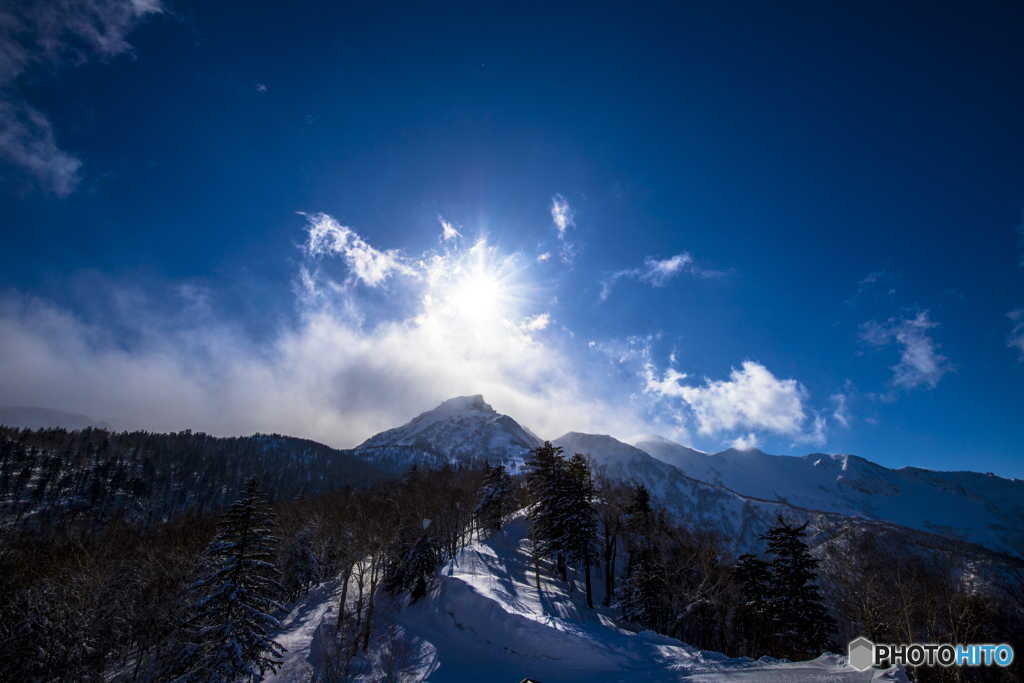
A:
[354, 395, 542, 472]
[268, 515, 908, 682]
[0, 405, 112, 431]
[632, 435, 1024, 557]
[552, 432, 833, 552]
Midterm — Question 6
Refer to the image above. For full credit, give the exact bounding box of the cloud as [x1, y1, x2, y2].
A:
[600, 252, 720, 302]
[643, 360, 823, 445]
[730, 433, 759, 450]
[438, 216, 461, 242]
[859, 311, 953, 390]
[831, 391, 852, 429]
[1008, 309, 1024, 360]
[536, 252, 551, 262]
[0, 99, 82, 196]
[0, 212, 652, 448]
[0, 0, 162, 194]
[256, 83, 267, 92]
[303, 212, 415, 288]
[847, 263, 897, 304]
[551, 194, 574, 238]
[518, 313, 551, 332]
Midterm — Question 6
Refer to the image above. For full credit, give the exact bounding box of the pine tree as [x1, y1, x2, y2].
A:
[173, 477, 286, 683]
[405, 533, 441, 602]
[561, 454, 598, 608]
[619, 484, 663, 630]
[474, 462, 515, 536]
[525, 441, 568, 586]
[734, 516, 836, 660]
[761, 516, 836, 659]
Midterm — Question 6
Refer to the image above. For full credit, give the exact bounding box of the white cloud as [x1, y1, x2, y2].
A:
[551, 194, 574, 238]
[1008, 309, 1024, 360]
[730, 433, 759, 450]
[438, 215, 461, 241]
[0, 212, 652, 448]
[0, 0, 163, 194]
[536, 252, 551, 262]
[643, 360, 821, 444]
[303, 212, 415, 288]
[518, 313, 550, 332]
[831, 392, 852, 428]
[256, 83, 267, 92]
[860, 311, 953, 390]
[600, 252, 720, 302]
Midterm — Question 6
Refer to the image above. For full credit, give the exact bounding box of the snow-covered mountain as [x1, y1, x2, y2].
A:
[553, 432, 835, 552]
[0, 405, 112, 431]
[631, 435, 1024, 557]
[354, 395, 542, 473]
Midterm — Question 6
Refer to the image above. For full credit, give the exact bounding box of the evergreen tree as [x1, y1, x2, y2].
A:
[405, 532, 441, 602]
[561, 454, 599, 608]
[173, 477, 286, 683]
[761, 517, 836, 659]
[734, 516, 836, 659]
[473, 462, 515, 536]
[619, 484, 663, 630]
[732, 552, 772, 656]
[525, 441, 569, 585]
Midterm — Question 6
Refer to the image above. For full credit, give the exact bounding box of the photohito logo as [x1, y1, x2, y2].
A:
[848, 637, 1014, 671]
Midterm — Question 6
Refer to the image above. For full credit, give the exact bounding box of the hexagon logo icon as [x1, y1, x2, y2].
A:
[848, 637, 874, 671]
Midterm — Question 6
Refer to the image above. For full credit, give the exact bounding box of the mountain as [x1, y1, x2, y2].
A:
[354, 395, 543, 473]
[0, 405, 112, 431]
[631, 435, 1024, 557]
[552, 432, 825, 552]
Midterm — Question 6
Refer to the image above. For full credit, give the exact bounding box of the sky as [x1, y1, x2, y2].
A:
[0, 1, 1023, 478]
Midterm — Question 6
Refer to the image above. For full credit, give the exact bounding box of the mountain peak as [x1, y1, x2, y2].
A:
[429, 395, 494, 415]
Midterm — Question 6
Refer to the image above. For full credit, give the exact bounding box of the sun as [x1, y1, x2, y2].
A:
[450, 270, 504, 321]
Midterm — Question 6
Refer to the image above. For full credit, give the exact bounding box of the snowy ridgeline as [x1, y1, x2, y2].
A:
[352, 397, 1024, 558]
[267, 515, 909, 683]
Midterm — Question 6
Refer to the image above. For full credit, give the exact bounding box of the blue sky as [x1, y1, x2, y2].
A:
[1, 1, 1023, 477]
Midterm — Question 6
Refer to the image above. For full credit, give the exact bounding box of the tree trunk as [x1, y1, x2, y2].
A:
[585, 561, 593, 609]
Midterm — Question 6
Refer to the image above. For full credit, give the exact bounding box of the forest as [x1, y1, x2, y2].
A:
[0, 429, 1021, 682]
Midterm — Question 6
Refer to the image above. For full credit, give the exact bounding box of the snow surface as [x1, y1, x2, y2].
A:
[267, 515, 909, 682]
[631, 435, 1024, 557]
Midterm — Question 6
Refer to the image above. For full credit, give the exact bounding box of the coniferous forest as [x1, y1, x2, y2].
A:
[0, 430, 1022, 682]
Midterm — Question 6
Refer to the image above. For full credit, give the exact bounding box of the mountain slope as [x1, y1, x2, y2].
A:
[631, 435, 1024, 557]
[354, 395, 542, 473]
[552, 432, 827, 552]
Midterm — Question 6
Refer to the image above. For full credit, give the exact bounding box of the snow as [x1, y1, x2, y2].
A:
[631, 435, 1024, 557]
[267, 515, 909, 682]
[355, 395, 542, 472]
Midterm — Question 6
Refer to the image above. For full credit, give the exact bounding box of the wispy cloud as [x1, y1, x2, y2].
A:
[551, 194, 574, 238]
[600, 252, 720, 302]
[847, 263, 897, 304]
[0, 0, 162, 195]
[302, 212, 416, 288]
[642, 360, 824, 445]
[1008, 309, 1024, 360]
[830, 389, 852, 428]
[860, 311, 953, 390]
[438, 215, 461, 241]
[256, 83, 267, 92]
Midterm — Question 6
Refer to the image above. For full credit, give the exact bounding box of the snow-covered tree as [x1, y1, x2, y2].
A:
[172, 477, 286, 683]
[474, 462, 515, 536]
